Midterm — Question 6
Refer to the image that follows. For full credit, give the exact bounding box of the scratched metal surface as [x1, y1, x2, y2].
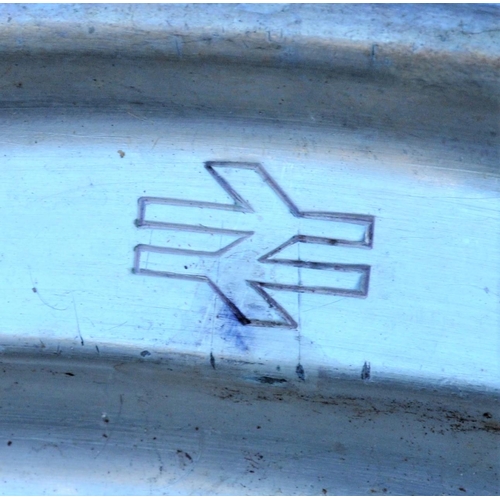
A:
[0, 3, 499, 495]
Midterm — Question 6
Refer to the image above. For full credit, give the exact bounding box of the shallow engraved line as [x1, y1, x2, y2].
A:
[135, 268, 250, 327]
[136, 221, 252, 236]
[137, 196, 251, 217]
[205, 161, 375, 248]
[257, 282, 369, 298]
[135, 220, 254, 257]
[134, 240, 248, 258]
[134, 249, 297, 328]
[246, 281, 298, 329]
[258, 234, 371, 296]
[138, 162, 374, 247]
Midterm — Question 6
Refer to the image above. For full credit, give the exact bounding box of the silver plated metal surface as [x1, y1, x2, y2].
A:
[0, 4, 498, 495]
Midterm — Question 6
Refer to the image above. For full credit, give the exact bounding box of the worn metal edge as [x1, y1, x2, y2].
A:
[1, 335, 498, 399]
[0, 4, 499, 98]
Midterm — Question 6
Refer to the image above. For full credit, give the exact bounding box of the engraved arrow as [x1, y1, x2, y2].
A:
[134, 161, 374, 329]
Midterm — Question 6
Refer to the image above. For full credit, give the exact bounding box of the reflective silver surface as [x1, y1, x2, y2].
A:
[0, 3, 498, 495]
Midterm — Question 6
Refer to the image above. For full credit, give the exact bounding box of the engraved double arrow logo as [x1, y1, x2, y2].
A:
[134, 162, 374, 329]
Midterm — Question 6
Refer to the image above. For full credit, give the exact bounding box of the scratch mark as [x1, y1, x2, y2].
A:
[126, 111, 147, 122]
[175, 37, 182, 58]
[32, 442, 64, 457]
[443, 283, 499, 297]
[210, 352, 216, 370]
[94, 393, 124, 459]
[460, 28, 500, 35]
[106, 321, 128, 331]
[302, 298, 345, 313]
[151, 137, 160, 150]
[167, 427, 205, 486]
[72, 296, 84, 346]
[296, 234, 302, 361]
[28, 268, 67, 311]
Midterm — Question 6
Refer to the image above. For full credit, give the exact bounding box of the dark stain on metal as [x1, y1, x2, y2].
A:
[256, 376, 287, 385]
[361, 361, 371, 380]
[296, 363, 305, 381]
[140, 350, 151, 357]
[176, 449, 193, 462]
[483, 421, 500, 432]
[217, 306, 250, 352]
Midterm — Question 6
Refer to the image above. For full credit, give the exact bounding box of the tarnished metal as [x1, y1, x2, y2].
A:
[0, 4, 498, 495]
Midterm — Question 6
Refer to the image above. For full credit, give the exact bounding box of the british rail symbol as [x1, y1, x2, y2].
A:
[133, 161, 374, 329]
